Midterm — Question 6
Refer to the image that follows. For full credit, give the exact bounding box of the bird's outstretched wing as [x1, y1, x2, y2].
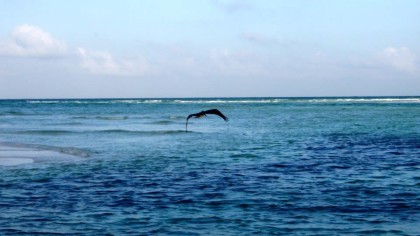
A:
[186, 113, 195, 121]
[186, 111, 202, 132]
[186, 111, 205, 122]
[203, 109, 229, 121]
[185, 109, 229, 132]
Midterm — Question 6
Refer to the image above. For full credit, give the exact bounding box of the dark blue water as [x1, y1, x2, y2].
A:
[0, 97, 419, 235]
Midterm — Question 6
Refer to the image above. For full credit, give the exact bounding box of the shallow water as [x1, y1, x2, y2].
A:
[0, 97, 419, 235]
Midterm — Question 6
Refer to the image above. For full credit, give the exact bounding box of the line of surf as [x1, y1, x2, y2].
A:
[22, 97, 420, 105]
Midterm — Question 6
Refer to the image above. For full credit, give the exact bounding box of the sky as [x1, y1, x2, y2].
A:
[0, 0, 419, 98]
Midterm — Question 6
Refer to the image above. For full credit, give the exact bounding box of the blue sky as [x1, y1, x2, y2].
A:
[0, 0, 419, 98]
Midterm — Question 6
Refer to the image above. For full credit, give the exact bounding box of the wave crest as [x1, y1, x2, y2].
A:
[23, 97, 420, 105]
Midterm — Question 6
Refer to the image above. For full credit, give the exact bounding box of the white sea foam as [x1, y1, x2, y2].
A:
[307, 98, 420, 103]
[25, 97, 420, 105]
[173, 99, 290, 104]
[27, 100, 62, 104]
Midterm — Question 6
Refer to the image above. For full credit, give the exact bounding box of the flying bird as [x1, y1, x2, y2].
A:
[186, 109, 229, 132]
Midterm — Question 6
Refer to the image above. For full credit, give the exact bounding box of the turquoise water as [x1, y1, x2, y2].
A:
[0, 97, 419, 235]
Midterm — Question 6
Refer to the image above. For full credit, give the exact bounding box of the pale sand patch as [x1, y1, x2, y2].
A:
[0, 145, 83, 166]
[0, 158, 34, 166]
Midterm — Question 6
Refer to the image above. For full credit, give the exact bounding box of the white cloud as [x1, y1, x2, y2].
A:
[209, 49, 266, 76]
[378, 47, 417, 72]
[77, 47, 151, 76]
[0, 24, 67, 57]
[241, 32, 278, 46]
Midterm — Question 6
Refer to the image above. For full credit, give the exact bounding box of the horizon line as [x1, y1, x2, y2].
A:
[1, 95, 419, 100]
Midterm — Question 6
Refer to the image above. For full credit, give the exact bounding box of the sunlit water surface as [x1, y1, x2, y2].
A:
[0, 97, 419, 235]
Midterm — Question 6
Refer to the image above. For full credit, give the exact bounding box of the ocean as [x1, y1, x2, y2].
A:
[0, 97, 419, 235]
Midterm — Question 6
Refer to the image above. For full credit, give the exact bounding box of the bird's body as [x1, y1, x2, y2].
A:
[186, 109, 229, 132]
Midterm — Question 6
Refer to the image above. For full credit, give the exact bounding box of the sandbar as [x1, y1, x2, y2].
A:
[0, 144, 83, 166]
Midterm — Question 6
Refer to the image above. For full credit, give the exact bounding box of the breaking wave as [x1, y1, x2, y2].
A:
[23, 97, 420, 105]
